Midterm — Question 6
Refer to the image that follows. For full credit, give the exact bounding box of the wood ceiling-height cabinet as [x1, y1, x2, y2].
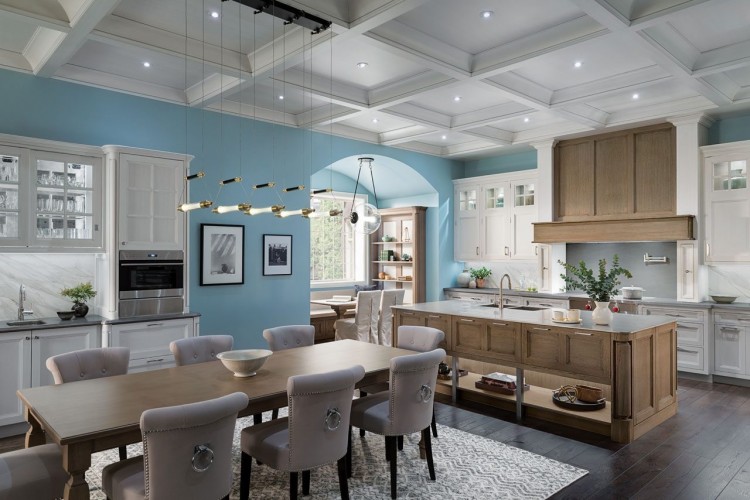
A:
[555, 123, 675, 221]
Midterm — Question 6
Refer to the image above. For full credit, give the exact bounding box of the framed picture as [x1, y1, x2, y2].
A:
[200, 224, 244, 286]
[263, 234, 292, 276]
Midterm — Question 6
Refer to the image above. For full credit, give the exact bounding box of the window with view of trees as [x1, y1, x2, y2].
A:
[310, 193, 367, 284]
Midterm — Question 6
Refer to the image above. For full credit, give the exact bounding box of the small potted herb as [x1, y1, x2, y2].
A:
[469, 267, 492, 288]
[60, 282, 97, 318]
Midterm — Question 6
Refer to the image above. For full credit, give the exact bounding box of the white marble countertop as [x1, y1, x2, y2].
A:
[0, 312, 201, 333]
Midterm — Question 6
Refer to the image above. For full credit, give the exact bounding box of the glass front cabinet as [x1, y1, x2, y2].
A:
[0, 141, 102, 250]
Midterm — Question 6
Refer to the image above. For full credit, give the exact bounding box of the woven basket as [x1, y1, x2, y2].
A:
[576, 384, 603, 403]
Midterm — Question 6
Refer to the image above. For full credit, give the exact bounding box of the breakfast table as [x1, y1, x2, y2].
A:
[16, 339, 415, 500]
[310, 298, 357, 318]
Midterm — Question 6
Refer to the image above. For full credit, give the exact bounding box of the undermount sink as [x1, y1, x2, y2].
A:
[480, 304, 546, 311]
[5, 319, 46, 326]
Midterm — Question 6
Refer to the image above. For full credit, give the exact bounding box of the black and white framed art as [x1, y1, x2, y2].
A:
[263, 234, 292, 276]
[200, 224, 244, 285]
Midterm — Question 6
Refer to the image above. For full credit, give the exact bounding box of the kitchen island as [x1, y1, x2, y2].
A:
[392, 301, 677, 443]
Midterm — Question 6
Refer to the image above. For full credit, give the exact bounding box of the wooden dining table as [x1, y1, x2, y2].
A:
[16, 339, 415, 500]
[310, 298, 357, 318]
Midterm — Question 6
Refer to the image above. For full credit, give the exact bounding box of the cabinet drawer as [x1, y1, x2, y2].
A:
[562, 329, 611, 380]
[523, 325, 562, 370]
[451, 317, 485, 355]
[445, 292, 492, 304]
[676, 322, 704, 347]
[486, 320, 522, 363]
[525, 297, 568, 309]
[676, 345, 704, 372]
[639, 305, 706, 322]
[129, 354, 176, 373]
[713, 310, 750, 324]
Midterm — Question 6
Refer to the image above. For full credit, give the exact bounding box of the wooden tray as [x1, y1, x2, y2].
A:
[475, 380, 530, 395]
[552, 391, 606, 411]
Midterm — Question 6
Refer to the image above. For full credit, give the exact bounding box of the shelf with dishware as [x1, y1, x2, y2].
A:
[370, 206, 425, 304]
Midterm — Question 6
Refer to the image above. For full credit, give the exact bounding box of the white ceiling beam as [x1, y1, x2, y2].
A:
[298, 104, 361, 127]
[605, 95, 716, 127]
[699, 73, 741, 102]
[482, 73, 553, 108]
[274, 67, 369, 108]
[55, 64, 187, 103]
[185, 73, 244, 107]
[22, 27, 66, 75]
[443, 140, 505, 157]
[555, 103, 609, 127]
[29, 0, 121, 77]
[368, 71, 456, 108]
[382, 102, 451, 129]
[0, 3, 70, 31]
[459, 127, 514, 146]
[623, 0, 722, 30]
[211, 98, 296, 126]
[380, 125, 438, 146]
[452, 102, 532, 130]
[513, 121, 594, 145]
[0, 47, 33, 72]
[551, 65, 672, 107]
[347, 0, 433, 33]
[693, 39, 750, 77]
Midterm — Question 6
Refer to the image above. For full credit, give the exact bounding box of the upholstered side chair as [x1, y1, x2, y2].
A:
[262, 325, 315, 421]
[0, 444, 67, 500]
[46, 346, 131, 460]
[348, 348, 445, 499]
[101, 391, 248, 500]
[169, 335, 234, 366]
[334, 290, 381, 342]
[377, 289, 405, 346]
[240, 364, 365, 500]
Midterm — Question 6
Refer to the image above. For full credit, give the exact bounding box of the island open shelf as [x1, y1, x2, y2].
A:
[393, 300, 678, 443]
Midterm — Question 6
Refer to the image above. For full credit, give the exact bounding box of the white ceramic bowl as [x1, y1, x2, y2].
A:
[216, 349, 272, 377]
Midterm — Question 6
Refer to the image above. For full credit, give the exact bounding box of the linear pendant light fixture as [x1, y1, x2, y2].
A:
[224, 0, 332, 34]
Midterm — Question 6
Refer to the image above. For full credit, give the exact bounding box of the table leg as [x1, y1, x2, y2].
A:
[24, 407, 45, 448]
[62, 443, 92, 500]
[451, 356, 459, 403]
[515, 368, 524, 421]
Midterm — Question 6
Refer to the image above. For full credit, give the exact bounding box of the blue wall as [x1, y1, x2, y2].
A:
[462, 149, 537, 177]
[708, 113, 750, 144]
[0, 68, 462, 348]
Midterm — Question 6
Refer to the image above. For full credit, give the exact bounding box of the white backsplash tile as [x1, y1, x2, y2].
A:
[707, 266, 750, 302]
[0, 254, 97, 320]
[461, 261, 539, 290]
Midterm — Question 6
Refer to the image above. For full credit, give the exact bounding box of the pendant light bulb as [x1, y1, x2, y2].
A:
[177, 200, 213, 212]
[246, 204, 285, 216]
[213, 203, 251, 214]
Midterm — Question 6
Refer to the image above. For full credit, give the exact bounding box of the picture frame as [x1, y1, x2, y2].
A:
[200, 224, 244, 286]
[263, 234, 292, 276]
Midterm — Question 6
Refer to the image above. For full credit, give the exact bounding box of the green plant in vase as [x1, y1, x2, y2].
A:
[558, 255, 631, 325]
[61, 282, 97, 318]
[469, 266, 492, 288]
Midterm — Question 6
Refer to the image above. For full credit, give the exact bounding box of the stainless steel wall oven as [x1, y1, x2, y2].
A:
[118, 250, 184, 317]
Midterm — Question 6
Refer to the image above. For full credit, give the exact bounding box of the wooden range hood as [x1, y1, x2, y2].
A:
[533, 215, 695, 244]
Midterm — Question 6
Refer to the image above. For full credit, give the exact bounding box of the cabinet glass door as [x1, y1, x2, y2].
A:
[712, 160, 747, 191]
[33, 153, 99, 246]
[0, 153, 20, 241]
[485, 186, 505, 209]
[458, 188, 477, 212]
[515, 183, 535, 207]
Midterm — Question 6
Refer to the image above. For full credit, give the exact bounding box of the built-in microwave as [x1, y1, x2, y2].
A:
[118, 250, 184, 317]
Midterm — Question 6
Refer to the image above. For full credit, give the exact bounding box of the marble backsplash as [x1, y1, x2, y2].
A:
[707, 265, 750, 303]
[459, 261, 539, 290]
[0, 254, 97, 320]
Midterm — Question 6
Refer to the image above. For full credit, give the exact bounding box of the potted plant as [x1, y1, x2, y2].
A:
[60, 282, 97, 318]
[469, 267, 492, 288]
[558, 255, 632, 325]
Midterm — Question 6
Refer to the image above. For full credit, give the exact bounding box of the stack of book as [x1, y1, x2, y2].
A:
[474, 372, 529, 395]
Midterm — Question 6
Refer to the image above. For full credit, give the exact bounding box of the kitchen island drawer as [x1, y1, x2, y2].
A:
[677, 345, 704, 372]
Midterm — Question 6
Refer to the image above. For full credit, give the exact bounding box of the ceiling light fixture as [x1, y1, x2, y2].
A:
[453, 96, 462, 102]
[143, 61, 150, 68]
[278, 95, 284, 100]
[574, 61, 582, 68]
[210, 11, 219, 18]
[356, 62, 368, 69]
[349, 157, 381, 234]
[523, 117, 530, 123]
[632, 93, 640, 100]
[372, 118, 379, 123]
[481, 10, 494, 19]
[441, 135, 447, 140]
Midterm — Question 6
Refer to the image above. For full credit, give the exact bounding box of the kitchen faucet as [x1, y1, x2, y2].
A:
[17, 284, 26, 320]
[498, 274, 512, 310]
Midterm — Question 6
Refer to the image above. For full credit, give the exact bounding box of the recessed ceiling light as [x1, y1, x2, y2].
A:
[278, 95, 284, 100]
[523, 117, 530, 123]
[632, 93, 639, 100]
[143, 62, 150, 68]
[453, 96, 462, 102]
[210, 11, 219, 19]
[481, 10, 493, 19]
[574, 61, 582, 68]
[356, 62, 368, 69]
[372, 118, 379, 123]
[441, 135, 447, 140]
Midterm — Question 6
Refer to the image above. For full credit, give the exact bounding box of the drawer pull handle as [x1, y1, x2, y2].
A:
[147, 323, 164, 327]
[147, 358, 165, 363]
[459, 319, 475, 323]
[738, 317, 750, 322]
[665, 314, 684, 318]
[470, 297, 482, 301]
[428, 315, 441, 319]
[532, 327, 550, 331]
[679, 325, 699, 330]
[574, 332, 593, 336]
[720, 327, 740, 332]
[677, 347, 698, 354]
[492, 322, 508, 326]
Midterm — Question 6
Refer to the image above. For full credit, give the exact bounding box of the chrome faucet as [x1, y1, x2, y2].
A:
[18, 284, 26, 320]
[498, 274, 512, 310]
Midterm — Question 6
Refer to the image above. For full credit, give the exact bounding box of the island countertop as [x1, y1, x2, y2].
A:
[392, 300, 675, 334]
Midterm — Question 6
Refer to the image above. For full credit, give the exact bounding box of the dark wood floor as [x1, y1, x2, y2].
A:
[3, 377, 749, 498]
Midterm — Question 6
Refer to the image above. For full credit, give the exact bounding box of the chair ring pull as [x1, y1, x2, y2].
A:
[418, 384, 433, 403]
[192, 444, 215, 472]
[325, 408, 342, 431]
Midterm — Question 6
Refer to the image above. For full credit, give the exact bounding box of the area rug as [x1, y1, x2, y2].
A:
[87, 416, 587, 499]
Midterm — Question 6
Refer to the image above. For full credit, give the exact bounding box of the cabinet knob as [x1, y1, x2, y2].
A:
[34, 336, 39, 340]
[121, 241, 126, 246]
[25, 336, 30, 340]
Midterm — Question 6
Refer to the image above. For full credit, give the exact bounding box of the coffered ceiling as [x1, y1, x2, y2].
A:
[1, 0, 749, 158]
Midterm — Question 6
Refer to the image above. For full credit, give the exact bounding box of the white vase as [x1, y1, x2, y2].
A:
[457, 270, 471, 287]
[592, 301, 613, 325]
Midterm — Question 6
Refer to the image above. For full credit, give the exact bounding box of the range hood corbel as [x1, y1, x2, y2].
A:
[533, 215, 695, 244]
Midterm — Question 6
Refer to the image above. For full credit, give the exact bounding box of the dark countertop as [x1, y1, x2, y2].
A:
[0, 312, 200, 333]
[394, 301, 675, 334]
[443, 287, 735, 310]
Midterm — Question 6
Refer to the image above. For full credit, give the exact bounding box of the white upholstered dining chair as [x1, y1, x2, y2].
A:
[46, 346, 131, 461]
[334, 290, 381, 342]
[377, 289, 405, 346]
[101, 391, 248, 500]
[169, 334, 234, 366]
[0, 444, 67, 500]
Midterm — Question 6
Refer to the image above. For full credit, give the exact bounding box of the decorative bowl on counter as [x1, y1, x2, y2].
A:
[56, 311, 75, 320]
[711, 295, 738, 304]
[216, 349, 272, 377]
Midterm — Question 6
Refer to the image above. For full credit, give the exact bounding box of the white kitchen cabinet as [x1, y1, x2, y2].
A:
[453, 171, 538, 262]
[444, 290, 493, 305]
[713, 309, 750, 378]
[676, 241, 698, 301]
[0, 136, 103, 251]
[0, 324, 100, 428]
[103, 146, 190, 251]
[702, 141, 750, 264]
[524, 297, 568, 309]
[640, 305, 711, 375]
[106, 317, 196, 372]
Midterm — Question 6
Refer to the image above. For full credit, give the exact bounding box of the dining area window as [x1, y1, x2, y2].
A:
[310, 192, 367, 285]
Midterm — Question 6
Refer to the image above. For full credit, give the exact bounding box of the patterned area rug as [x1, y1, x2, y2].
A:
[87, 415, 587, 499]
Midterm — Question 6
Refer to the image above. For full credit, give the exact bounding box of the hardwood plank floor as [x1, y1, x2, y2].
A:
[2, 377, 749, 498]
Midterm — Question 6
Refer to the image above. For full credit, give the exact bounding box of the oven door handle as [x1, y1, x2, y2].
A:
[119, 262, 184, 266]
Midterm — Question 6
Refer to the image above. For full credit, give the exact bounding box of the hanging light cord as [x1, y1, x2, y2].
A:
[368, 160, 379, 208]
